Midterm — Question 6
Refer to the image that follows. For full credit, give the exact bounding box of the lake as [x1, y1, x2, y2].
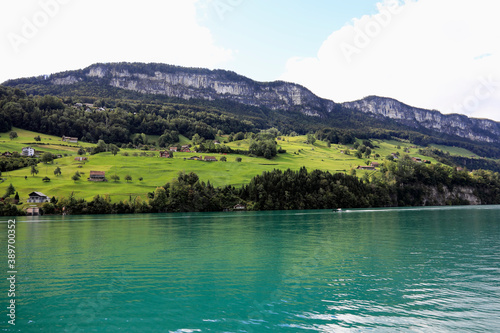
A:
[2, 206, 500, 332]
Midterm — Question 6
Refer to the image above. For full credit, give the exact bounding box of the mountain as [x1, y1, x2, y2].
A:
[4, 62, 334, 118]
[3, 62, 500, 144]
[343, 96, 500, 143]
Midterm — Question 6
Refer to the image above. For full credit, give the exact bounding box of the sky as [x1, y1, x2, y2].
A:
[1, 0, 499, 121]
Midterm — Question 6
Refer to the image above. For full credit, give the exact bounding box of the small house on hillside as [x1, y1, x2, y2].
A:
[159, 151, 171, 158]
[169, 147, 178, 152]
[27, 192, 50, 203]
[214, 140, 221, 145]
[88, 171, 107, 182]
[21, 147, 35, 157]
[412, 157, 422, 163]
[204, 156, 217, 162]
[1, 152, 13, 157]
[357, 165, 376, 170]
[370, 162, 380, 168]
[74, 156, 88, 161]
[62, 136, 78, 143]
[181, 145, 191, 152]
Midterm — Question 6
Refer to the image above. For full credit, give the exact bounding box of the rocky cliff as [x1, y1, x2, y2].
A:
[52, 63, 335, 117]
[342, 96, 500, 143]
[3, 62, 500, 143]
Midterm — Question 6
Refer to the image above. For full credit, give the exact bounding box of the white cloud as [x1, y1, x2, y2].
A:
[0, 0, 233, 83]
[280, 0, 500, 121]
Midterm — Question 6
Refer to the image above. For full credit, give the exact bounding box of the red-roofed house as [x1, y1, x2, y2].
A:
[88, 171, 107, 182]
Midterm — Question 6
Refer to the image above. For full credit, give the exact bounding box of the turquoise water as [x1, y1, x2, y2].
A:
[1, 206, 500, 332]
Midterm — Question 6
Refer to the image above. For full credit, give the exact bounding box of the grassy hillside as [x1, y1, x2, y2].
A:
[0, 127, 471, 208]
[0, 127, 90, 154]
[429, 144, 476, 157]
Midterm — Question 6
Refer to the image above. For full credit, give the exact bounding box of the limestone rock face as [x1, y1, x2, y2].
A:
[83, 64, 335, 117]
[10, 62, 499, 143]
[51, 75, 80, 85]
[342, 96, 500, 143]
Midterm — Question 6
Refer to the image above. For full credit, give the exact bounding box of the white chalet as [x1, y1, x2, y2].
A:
[27, 192, 50, 203]
[21, 147, 35, 157]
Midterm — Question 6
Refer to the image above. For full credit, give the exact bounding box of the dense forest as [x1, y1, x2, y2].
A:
[0, 86, 256, 145]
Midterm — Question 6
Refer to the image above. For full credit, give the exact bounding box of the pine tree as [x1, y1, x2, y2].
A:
[4, 183, 15, 197]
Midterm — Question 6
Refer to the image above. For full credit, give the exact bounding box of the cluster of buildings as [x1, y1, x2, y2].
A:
[73, 103, 107, 113]
[167, 145, 192, 153]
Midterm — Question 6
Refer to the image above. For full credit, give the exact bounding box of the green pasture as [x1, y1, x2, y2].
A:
[0, 129, 470, 206]
[0, 127, 93, 156]
[429, 144, 476, 157]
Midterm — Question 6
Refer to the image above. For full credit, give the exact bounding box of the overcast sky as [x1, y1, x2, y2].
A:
[1, 0, 499, 121]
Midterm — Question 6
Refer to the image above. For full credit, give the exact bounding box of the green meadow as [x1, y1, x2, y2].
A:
[429, 144, 477, 157]
[0, 127, 457, 206]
